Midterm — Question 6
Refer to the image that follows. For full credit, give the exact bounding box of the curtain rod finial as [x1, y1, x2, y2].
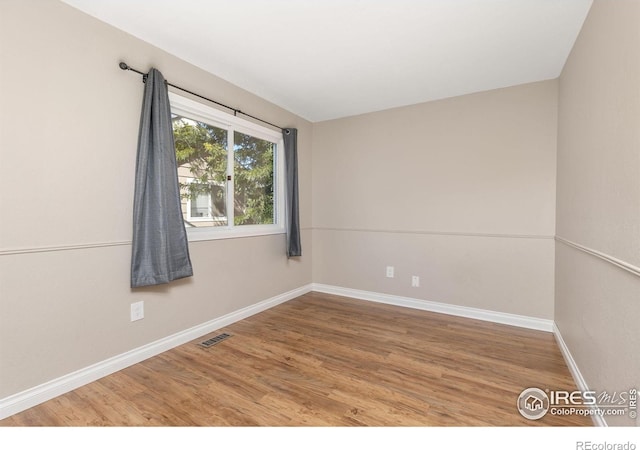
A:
[119, 62, 129, 70]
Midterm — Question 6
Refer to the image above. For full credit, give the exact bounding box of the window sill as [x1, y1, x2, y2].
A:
[186, 225, 285, 242]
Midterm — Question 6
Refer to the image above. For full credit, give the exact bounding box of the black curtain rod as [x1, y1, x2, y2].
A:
[119, 62, 287, 133]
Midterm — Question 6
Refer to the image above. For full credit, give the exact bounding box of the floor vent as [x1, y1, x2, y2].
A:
[199, 333, 231, 348]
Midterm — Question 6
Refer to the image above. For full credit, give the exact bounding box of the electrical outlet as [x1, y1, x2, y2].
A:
[130, 301, 144, 322]
[412, 275, 420, 287]
[386, 266, 395, 278]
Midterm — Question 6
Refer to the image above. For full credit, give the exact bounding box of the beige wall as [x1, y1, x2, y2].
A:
[555, 0, 640, 426]
[312, 80, 558, 318]
[0, 0, 312, 398]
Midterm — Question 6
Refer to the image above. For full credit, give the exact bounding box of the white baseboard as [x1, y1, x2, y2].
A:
[553, 324, 606, 427]
[0, 284, 313, 420]
[311, 283, 554, 332]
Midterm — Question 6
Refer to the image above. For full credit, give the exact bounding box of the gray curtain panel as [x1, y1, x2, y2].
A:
[131, 68, 193, 288]
[283, 128, 302, 257]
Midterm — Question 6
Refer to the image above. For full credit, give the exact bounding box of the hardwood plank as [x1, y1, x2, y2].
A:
[0, 292, 592, 426]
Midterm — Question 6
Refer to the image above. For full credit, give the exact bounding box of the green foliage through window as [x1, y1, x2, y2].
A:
[173, 115, 275, 227]
[233, 131, 274, 225]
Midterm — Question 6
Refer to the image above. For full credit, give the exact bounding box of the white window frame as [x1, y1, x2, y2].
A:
[170, 92, 285, 241]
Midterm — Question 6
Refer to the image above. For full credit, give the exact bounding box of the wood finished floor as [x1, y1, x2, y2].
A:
[0, 292, 591, 426]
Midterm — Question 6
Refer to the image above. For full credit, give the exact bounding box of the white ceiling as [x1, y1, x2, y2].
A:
[62, 0, 592, 122]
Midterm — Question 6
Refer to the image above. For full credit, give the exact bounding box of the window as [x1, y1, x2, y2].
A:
[170, 92, 284, 240]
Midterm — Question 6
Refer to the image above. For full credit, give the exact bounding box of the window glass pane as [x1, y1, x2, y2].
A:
[233, 131, 275, 225]
[173, 115, 228, 227]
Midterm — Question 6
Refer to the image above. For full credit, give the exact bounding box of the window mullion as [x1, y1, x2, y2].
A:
[226, 128, 235, 228]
